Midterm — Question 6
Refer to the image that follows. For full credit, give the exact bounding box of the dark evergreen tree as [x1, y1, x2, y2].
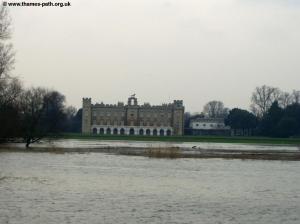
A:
[225, 108, 257, 135]
[66, 108, 82, 133]
[278, 103, 300, 137]
[276, 117, 298, 137]
[258, 101, 283, 137]
[71, 108, 82, 133]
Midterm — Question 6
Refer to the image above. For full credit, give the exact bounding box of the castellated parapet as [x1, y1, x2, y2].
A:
[81, 96, 184, 136]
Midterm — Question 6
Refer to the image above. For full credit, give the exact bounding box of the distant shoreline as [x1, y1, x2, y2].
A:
[1, 140, 300, 161]
[60, 133, 300, 145]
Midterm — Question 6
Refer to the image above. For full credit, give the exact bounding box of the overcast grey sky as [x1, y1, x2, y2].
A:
[9, 0, 300, 112]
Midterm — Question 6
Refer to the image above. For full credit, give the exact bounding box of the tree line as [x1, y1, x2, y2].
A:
[185, 86, 300, 138]
[0, 78, 82, 147]
[0, 6, 81, 147]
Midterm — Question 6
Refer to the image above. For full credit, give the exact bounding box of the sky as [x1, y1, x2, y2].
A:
[8, 0, 300, 112]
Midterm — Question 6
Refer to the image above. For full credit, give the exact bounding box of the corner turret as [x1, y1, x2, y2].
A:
[172, 100, 184, 135]
[82, 98, 92, 133]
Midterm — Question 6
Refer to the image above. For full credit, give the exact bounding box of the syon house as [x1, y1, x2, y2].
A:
[82, 95, 184, 136]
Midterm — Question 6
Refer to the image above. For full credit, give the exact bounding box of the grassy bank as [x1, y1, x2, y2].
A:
[59, 133, 300, 145]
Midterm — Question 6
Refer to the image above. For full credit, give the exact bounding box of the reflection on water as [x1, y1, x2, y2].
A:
[1, 152, 300, 224]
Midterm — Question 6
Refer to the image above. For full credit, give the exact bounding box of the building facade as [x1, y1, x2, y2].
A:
[82, 96, 184, 136]
[189, 117, 230, 136]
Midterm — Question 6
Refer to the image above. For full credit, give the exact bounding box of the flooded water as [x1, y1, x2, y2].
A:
[6, 139, 300, 152]
[1, 152, 300, 224]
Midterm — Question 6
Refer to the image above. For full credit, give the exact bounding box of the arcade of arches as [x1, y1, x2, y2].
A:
[92, 126, 172, 136]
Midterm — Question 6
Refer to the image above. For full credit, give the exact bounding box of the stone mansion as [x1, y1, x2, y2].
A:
[82, 96, 184, 136]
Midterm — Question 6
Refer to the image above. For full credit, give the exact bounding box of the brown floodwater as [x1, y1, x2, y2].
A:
[1, 151, 300, 224]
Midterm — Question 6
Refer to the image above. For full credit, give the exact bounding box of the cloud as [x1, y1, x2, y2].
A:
[9, 0, 300, 111]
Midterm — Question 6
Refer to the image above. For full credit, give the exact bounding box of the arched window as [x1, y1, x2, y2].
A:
[166, 130, 171, 136]
[106, 128, 111, 135]
[146, 129, 151, 136]
[113, 128, 118, 135]
[100, 128, 104, 135]
[139, 129, 144, 135]
[153, 129, 157, 136]
[159, 129, 164, 136]
[120, 128, 125, 135]
[129, 128, 135, 135]
[92, 128, 97, 135]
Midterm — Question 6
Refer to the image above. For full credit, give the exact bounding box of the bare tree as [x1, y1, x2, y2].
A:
[291, 90, 300, 104]
[0, 77, 22, 105]
[20, 88, 47, 147]
[0, 5, 11, 40]
[65, 106, 77, 118]
[20, 88, 67, 147]
[250, 85, 281, 117]
[0, 5, 14, 78]
[0, 6, 20, 140]
[0, 77, 23, 140]
[279, 92, 293, 108]
[203, 100, 228, 118]
[0, 43, 14, 77]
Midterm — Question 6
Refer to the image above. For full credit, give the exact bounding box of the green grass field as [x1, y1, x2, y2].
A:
[59, 133, 300, 145]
